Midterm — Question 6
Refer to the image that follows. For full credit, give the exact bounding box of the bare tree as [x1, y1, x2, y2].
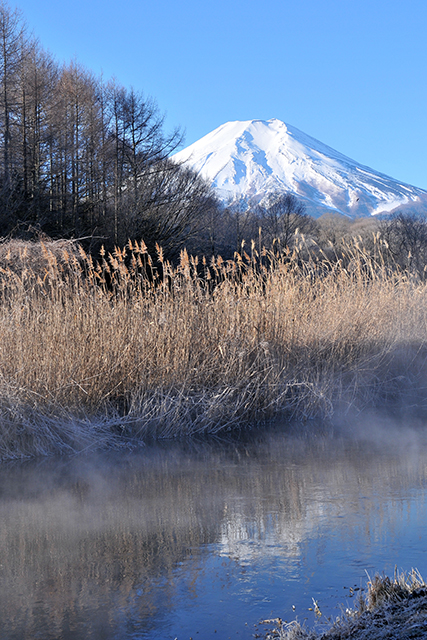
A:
[379, 212, 427, 276]
[0, 2, 26, 226]
[19, 40, 58, 223]
[106, 82, 182, 244]
[113, 158, 216, 259]
[257, 192, 314, 249]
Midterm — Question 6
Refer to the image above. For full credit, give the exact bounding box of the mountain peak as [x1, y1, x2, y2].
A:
[172, 119, 427, 218]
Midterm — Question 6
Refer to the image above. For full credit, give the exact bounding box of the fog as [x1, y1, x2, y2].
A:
[1, 419, 427, 639]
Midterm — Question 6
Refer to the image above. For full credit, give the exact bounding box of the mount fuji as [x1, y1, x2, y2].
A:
[172, 118, 427, 218]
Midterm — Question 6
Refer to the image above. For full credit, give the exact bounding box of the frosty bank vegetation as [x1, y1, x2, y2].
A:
[0, 234, 427, 460]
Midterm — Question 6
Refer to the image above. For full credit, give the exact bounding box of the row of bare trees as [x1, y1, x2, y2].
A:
[190, 192, 316, 259]
[197, 191, 427, 278]
[0, 2, 216, 257]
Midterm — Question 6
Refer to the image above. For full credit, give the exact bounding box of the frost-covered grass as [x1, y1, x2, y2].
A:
[0, 236, 427, 459]
[263, 569, 427, 640]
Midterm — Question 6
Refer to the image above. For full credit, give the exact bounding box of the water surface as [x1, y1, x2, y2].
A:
[1, 418, 427, 639]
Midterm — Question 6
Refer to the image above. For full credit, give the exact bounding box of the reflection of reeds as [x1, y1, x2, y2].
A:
[0, 236, 427, 458]
[0, 436, 425, 637]
[272, 569, 427, 639]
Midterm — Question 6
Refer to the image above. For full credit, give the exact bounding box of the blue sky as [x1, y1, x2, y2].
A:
[15, 0, 427, 189]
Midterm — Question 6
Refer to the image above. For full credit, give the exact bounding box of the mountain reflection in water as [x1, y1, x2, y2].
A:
[1, 420, 427, 639]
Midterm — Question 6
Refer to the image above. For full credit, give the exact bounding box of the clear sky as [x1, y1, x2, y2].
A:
[14, 0, 427, 189]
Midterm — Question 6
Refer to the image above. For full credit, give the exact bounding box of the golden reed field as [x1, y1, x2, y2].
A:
[0, 234, 426, 459]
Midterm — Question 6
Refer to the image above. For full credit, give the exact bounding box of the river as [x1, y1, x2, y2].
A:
[1, 416, 427, 639]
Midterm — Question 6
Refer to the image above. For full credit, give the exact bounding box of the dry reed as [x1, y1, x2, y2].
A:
[0, 234, 426, 459]
[265, 569, 427, 639]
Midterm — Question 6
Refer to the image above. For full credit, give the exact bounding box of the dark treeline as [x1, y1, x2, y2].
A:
[190, 192, 317, 260]
[0, 2, 219, 258]
[200, 197, 427, 280]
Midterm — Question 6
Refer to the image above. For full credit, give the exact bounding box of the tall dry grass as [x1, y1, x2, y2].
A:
[264, 569, 427, 639]
[0, 234, 426, 459]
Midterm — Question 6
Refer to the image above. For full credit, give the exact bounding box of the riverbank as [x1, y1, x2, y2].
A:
[263, 571, 427, 640]
[1, 237, 427, 459]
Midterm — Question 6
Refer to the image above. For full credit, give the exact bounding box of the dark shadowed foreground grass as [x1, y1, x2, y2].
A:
[263, 570, 427, 640]
[1, 235, 427, 459]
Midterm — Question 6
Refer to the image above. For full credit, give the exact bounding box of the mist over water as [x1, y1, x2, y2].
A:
[1, 419, 427, 639]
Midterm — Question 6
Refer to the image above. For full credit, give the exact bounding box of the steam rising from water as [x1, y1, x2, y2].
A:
[1, 419, 427, 639]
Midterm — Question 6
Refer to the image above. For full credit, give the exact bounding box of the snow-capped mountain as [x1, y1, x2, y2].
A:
[172, 118, 427, 217]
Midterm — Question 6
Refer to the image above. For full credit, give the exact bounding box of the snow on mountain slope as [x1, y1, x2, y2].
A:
[172, 119, 427, 218]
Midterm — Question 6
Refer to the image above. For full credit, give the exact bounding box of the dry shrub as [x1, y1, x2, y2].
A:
[0, 237, 82, 275]
[0, 236, 426, 458]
